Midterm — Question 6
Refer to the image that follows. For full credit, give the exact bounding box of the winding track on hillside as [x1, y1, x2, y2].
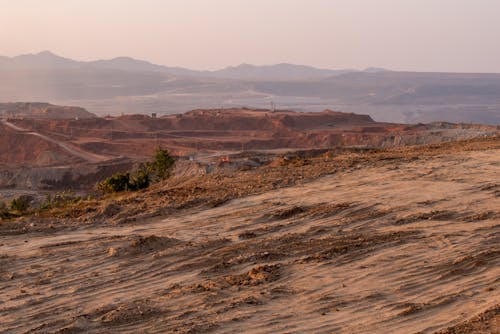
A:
[0, 119, 110, 163]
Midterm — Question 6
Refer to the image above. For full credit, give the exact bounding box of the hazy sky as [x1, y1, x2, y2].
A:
[1, 0, 499, 72]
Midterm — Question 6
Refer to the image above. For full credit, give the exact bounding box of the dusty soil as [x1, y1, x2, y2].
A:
[9, 108, 499, 160]
[0, 137, 499, 333]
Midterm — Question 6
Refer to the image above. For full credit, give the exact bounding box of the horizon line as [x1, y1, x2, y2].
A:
[3, 50, 500, 75]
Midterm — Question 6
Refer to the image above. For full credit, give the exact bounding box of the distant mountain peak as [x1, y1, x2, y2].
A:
[0, 50, 80, 69]
[363, 67, 389, 73]
[108, 56, 138, 62]
[37, 50, 57, 57]
[18, 51, 66, 60]
[229, 63, 255, 69]
[210, 62, 352, 80]
[0, 51, 370, 79]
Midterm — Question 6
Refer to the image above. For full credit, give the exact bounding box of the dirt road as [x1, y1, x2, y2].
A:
[0, 119, 110, 163]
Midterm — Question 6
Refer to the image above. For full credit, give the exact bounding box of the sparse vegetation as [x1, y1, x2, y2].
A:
[0, 195, 33, 219]
[98, 172, 132, 193]
[39, 191, 82, 210]
[98, 147, 175, 194]
[149, 147, 176, 181]
[0, 191, 90, 221]
[0, 201, 10, 219]
[128, 165, 150, 191]
[10, 195, 31, 213]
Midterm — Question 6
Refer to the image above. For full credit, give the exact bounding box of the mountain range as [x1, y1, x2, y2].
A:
[0, 51, 499, 125]
[0, 51, 382, 80]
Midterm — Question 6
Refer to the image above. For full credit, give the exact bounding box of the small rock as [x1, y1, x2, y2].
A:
[108, 247, 118, 257]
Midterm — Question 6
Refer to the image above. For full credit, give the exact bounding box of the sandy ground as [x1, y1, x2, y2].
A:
[0, 142, 499, 333]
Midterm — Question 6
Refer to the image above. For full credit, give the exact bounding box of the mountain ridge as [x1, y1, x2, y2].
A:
[0, 51, 376, 79]
[1, 51, 499, 125]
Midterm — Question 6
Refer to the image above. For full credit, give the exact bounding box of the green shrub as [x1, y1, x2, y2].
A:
[128, 165, 150, 191]
[0, 201, 9, 219]
[98, 172, 131, 193]
[148, 147, 175, 181]
[10, 196, 30, 213]
[39, 191, 82, 210]
[97, 147, 175, 194]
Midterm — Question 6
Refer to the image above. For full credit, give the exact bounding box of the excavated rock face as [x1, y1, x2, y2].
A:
[1, 107, 498, 194]
[0, 123, 79, 166]
[178, 108, 375, 131]
[14, 108, 498, 153]
[24, 108, 498, 156]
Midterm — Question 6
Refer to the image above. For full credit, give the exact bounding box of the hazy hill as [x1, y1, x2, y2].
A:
[0, 51, 499, 124]
[0, 102, 96, 119]
[0, 51, 79, 70]
[0, 51, 353, 79]
[207, 63, 353, 80]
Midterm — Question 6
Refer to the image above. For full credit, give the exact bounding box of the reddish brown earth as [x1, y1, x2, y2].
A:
[0, 107, 498, 193]
[0, 122, 80, 166]
[7, 108, 499, 161]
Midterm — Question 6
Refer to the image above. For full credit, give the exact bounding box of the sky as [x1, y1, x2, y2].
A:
[1, 0, 499, 72]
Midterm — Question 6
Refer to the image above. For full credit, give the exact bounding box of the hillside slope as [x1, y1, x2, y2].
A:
[0, 137, 498, 333]
[0, 122, 80, 166]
